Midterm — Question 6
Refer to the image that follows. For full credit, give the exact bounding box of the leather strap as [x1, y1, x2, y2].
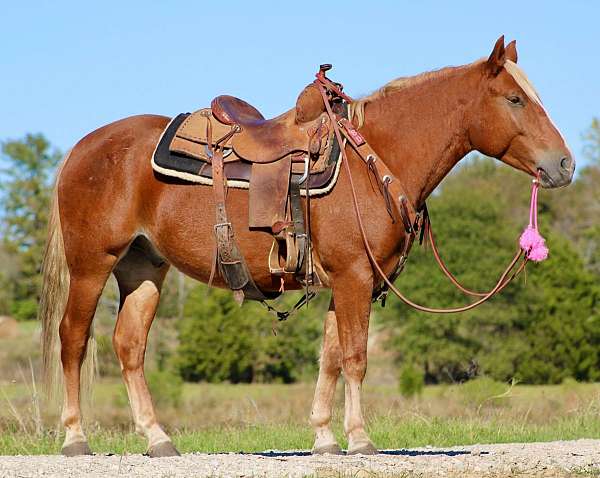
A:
[211, 146, 277, 302]
[289, 175, 306, 274]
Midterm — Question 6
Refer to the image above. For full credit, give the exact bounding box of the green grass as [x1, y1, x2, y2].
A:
[2, 412, 600, 456]
[3, 337, 600, 456]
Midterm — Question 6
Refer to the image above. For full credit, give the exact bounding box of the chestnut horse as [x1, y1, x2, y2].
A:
[40, 37, 574, 457]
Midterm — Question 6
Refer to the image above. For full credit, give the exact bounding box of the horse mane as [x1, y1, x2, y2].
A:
[350, 59, 541, 127]
[350, 63, 475, 127]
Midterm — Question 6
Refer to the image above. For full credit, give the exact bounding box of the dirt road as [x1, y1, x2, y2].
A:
[1, 439, 599, 477]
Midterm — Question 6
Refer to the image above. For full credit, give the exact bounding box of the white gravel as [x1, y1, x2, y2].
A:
[1, 440, 599, 477]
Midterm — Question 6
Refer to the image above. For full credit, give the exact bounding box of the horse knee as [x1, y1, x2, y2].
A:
[342, 352, 368, 380]
[320, 345, 342, 375]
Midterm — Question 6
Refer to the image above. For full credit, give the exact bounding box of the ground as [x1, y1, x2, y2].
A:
[1, 440, 600, 477]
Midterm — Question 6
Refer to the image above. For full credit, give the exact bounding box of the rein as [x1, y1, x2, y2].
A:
[314, 66, 535, 314]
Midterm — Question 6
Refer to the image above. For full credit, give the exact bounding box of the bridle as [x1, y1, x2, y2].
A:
[314, 65, 530, 314]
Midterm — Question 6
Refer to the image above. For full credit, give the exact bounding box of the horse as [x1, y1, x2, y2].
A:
[39, 36, 574, 457]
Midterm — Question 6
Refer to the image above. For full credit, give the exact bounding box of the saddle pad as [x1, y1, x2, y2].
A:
[151, 114, 343, 196]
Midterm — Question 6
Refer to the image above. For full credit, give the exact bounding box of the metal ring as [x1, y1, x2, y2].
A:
[383, 174, 392, 183]
[366, 154, 376, 162]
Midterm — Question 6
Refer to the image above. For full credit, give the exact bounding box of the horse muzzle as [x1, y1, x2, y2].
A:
[537, 151, 575, 189]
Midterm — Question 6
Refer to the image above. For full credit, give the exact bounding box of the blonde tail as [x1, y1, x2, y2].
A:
[39, 150, 96, 404]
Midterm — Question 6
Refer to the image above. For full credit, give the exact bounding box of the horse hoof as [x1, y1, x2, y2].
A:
[62, 441, 92, 457]
[148, 441, 181, 458]
[347, 442, 378, 455]
[312, 443, 343, 455]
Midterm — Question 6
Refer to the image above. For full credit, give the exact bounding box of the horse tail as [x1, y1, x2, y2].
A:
[40, 149, 97, 403]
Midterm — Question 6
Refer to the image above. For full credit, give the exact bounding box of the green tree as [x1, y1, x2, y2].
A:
[0, 134, 61, 320]
[175, 286, 325, 383]
[379, 157, 600, 384]
[548, 118, 600, 274]
[582, 117, 600, 165]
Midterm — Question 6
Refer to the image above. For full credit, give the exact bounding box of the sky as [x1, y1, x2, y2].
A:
[1, 1, 598, 166]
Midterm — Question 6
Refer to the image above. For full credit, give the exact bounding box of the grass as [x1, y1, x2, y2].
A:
[2, 378, 600, 455]
[2, 321, 600, 457]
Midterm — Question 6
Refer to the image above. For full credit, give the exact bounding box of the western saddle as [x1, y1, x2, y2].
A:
[168, 65, 347, 306]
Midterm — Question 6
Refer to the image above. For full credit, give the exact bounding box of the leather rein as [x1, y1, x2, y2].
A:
[314, 66, 528, 314]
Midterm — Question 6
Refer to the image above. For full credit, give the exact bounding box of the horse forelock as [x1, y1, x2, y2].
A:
[504, 60, 543, 107]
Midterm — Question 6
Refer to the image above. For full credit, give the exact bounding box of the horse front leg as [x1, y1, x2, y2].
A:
[310, 298, 343, 454]
[332, 270, 378, 455]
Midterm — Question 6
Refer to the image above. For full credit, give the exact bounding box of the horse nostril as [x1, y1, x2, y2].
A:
[560, 156, 572, 171]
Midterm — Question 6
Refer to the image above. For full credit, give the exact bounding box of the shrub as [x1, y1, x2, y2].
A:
[175, 286, 324, 383]
[147, 369, 184, 408]
[398, 364, 424, 398]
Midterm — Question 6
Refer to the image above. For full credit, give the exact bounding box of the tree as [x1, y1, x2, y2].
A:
[582, 117, 600, 165]
[548, 118, 600, 274]
[0, 134, 61, 320]
[175, 285, 325, 383]
[378, 157, 600, 384]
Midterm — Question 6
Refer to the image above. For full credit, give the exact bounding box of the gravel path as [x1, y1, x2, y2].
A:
[1, 440, 599, 477]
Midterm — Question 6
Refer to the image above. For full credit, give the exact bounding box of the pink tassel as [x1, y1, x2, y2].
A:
[520, 176, 548, 262]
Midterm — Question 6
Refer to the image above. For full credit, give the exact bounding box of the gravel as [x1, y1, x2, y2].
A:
[1, 439, 599, 477]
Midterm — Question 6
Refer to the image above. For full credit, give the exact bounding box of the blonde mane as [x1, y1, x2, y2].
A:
[349, 59, 542, 128]
[349, 65, 467, 127]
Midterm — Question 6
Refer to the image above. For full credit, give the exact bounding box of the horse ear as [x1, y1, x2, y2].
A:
[505, 40, 518, 63]
[487, 35, 506, 76]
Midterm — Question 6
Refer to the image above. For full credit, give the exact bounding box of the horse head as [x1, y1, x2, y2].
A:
[468, 36, 575, 188]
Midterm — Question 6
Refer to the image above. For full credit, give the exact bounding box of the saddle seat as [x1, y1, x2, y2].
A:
[210, 84, 328, 163]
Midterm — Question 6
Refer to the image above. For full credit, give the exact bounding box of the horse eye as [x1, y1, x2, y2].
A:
[507, 95, 523, 106]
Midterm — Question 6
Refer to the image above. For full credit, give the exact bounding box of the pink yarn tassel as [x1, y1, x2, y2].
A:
[519, 176, 548, 262]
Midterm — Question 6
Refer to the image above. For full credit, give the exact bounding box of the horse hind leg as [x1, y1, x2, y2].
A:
[112, 238, 179, 457]
[60, 262, 116, 456]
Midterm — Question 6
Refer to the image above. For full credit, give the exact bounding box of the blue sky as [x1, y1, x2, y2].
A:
[1, 1, 598, 165]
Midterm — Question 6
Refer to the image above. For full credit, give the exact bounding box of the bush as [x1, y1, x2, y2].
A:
[380, 158, 600, 385]
[147, 369, 183, 408]
[11, 299, 38, 321]
[175, 286, 325, 383]
[398, 365, 424, 398]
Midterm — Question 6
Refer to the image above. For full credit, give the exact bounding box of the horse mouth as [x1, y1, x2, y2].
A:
[537, 168, 556, 189]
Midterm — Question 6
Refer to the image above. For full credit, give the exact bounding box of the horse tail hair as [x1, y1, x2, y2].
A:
[40, 149, 97, 404]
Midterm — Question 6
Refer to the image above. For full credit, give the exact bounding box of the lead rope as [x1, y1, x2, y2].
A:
[315, 77, 530, 314]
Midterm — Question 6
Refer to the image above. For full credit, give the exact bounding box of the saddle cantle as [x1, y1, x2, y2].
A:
[152, 70, 348, 304]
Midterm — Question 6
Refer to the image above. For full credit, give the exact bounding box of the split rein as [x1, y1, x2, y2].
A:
[314, 68, 547, 314]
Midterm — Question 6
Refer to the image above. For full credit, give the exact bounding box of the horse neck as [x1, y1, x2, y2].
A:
[359, 65, 481, 208]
